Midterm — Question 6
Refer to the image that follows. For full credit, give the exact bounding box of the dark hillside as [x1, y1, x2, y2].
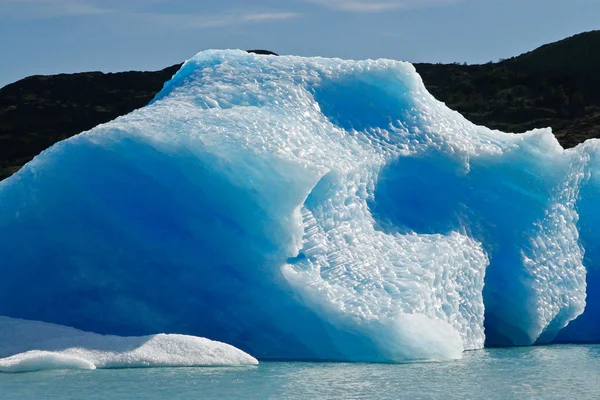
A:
[1, 35, 599, 181]
[414, 31, 600, 148]
[0, 65, 181, 180]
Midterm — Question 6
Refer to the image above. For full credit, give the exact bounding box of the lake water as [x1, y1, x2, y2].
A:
[1, 345, 599, 399]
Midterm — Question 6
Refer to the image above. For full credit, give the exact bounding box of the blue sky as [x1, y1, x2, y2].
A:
[1, 0, 598, 87]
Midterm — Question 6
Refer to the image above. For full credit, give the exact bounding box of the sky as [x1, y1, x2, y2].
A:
[0, 0, 599, 87]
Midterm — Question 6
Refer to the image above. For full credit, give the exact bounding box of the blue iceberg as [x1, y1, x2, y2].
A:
[0, 51, 597, 361]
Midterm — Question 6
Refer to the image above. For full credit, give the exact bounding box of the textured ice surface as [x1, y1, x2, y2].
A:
[0, 317, 258, 372]
[0, 50, 597, 361]
[554, 141, 600, 343]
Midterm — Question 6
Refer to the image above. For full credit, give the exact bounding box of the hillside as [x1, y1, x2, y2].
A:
[415, 30, 600, 148]
[0, 65, 181, 180]
[1, 35, 599, 180]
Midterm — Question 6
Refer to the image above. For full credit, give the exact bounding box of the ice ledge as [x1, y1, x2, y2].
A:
[0, 316, 258, 373]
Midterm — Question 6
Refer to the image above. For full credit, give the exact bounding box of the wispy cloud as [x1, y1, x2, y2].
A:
[241, 12, 299, 23]
[0, 0, 300, 27]
[304, 0, 457, 12]
[0, 0, 111, 19]
[136, 11, 300, 30]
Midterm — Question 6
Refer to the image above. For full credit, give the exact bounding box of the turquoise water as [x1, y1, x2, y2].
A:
[1, 345, 599, 399]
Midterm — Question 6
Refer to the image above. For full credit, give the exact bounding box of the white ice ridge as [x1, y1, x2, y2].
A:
[0, 317, 258, 373]
[0, 50, 597, 362]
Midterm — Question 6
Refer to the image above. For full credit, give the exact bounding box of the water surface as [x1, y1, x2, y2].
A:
[1, 345, 599, 399]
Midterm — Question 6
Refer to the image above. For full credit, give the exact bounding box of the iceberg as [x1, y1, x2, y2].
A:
[0, 50, 597, 361]
[0, 316, 258, 372]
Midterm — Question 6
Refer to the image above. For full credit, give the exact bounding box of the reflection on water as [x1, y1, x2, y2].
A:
[1, 345, 599, 399]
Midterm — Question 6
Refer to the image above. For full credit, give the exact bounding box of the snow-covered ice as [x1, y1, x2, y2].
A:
[0, 316, 258, 372]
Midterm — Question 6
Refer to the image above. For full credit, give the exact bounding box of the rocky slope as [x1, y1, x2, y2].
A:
[416, 30, 600, 149]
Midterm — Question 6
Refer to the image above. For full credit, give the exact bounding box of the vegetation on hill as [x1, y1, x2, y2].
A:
[414, 31, 600, 148]
[1, 35, 599, 181]
[0, 65, 180, 180]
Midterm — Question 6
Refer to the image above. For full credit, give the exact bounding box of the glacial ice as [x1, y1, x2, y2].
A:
[0, 50, 597, 361]
[0, 316, 258, 372]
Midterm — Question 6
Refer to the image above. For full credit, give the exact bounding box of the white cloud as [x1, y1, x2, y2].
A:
[0, 0, 110, 19]
[0, 1, 300, 26]
[135, 11, 300, 30]
[304, 0, 457, 12]
[241, 12, 299, 23]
